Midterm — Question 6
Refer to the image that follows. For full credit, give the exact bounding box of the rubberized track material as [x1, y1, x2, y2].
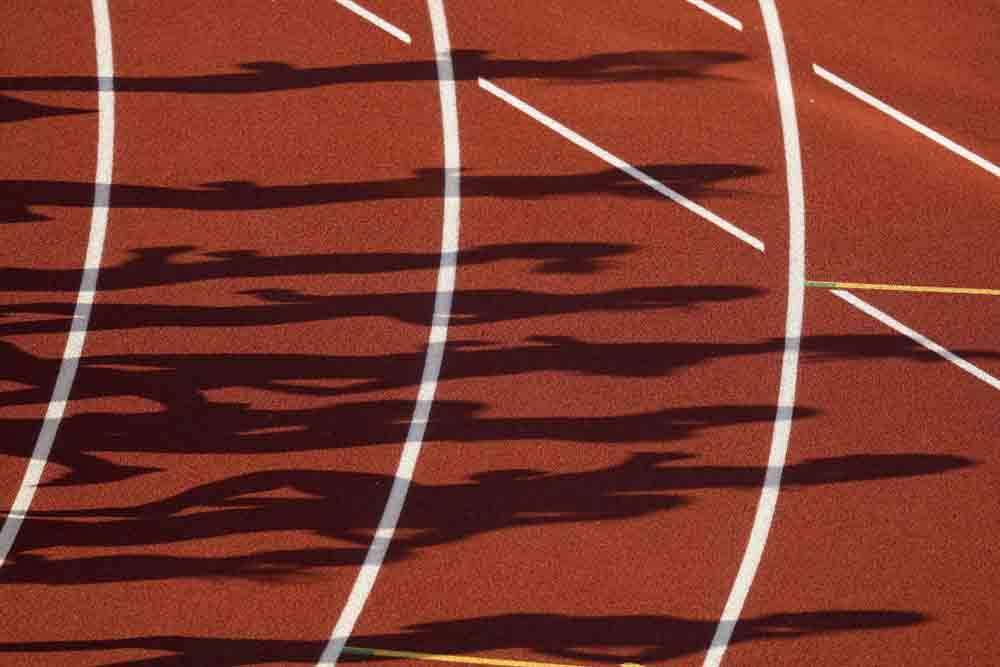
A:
[1, 1, 997, 665]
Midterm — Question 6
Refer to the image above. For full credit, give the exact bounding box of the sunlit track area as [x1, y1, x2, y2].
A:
[1, 1, 997, 665]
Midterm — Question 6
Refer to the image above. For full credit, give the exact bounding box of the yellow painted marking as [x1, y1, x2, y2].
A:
[342, 645, 642, 667]
[806, 280, 1000, 297]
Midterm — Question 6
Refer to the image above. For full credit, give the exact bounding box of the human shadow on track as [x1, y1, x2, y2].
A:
[0, 163, 762, 223]
[5, 333, 999, 409]
[2, 328, 996, 486]
[0, 285, 762, 336]
[344, 610, 928, 665]
[0, 611, 926, 665]
[0, 93, 92, 123]
[346, 610, 928, 665]
[0, 50, 747, 95]
[3, 450, 971, 584]
[0, 395, 796, 486]
[0, 242, 637, 292]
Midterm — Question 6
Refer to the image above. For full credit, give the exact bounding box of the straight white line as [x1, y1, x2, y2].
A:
[686, 0, 744, 31]
[316, 0, 459, 664]
[0, 0, 115, 569]
[832, 290, 1000, 391]
[704, 0, 805, 664]
[813, 64, 999, 178]
[336, 0, 412, 44]
[477, 77, 765, 252]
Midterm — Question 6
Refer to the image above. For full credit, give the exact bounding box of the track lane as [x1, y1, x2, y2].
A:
[734, 289, 1000, 665]
[1, 1, 450, 664]
[733, 2, 1000, 664]
[340, 2, 794, 666]
[1, 2, 997, 666]
[778, 0, 1000, 293]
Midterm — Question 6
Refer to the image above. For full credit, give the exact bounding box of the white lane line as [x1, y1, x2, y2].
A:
[686, 0, 744, 31]
[0, 0, 115, 569]
[832, 290, 1000, 391]
[813, 64, 999, 178]
[336, 0, 412, 44]
[316, 1, 459, 664]
[704, 0, 805, 664]
[477, 77, 765, 252]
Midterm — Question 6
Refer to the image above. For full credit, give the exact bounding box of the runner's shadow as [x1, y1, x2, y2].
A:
[7, 449, 971, 584]
[0, 610, 926, 665]
[4, 331, 998, 410]
[0, 50, 747, 94]
[0, 284, 762, 336]
[0, 241, 639, 292]
[2, 325, 996, 487]
[347, 609, 928, 664]
[0, 398, 800, 486]
[0, 93, 92, 123]
[0, 163, 762, 223]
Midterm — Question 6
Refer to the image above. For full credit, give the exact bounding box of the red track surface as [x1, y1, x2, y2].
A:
[1, 1, 997, 665]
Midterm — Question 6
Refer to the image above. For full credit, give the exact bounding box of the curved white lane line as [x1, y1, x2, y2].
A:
[703, 0, 805, 664]
[0, 0, 115, 569]
[316, 1, 460, 664]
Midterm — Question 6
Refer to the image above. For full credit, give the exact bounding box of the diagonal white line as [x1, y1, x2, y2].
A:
[832, 290, 1000, 391]
[813, 64, 999, 178]
[686, 0, 744, 31]
[336, 0, 412, 44]
[478, 77, 764, 252]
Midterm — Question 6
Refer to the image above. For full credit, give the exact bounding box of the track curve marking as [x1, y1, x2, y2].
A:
[335, 0, 413, 45]
[0, 0, 115, 569]
[317, 0, 461, 664]
[831, 290, 1000, 390]
[813, 64, 999, 177]
[477, 77, 764, 252]
[703, 0, 805, 664]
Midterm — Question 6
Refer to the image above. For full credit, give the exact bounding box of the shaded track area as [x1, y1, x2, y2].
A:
[1, 1, 997, 666]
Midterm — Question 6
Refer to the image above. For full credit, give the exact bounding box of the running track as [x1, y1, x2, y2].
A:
[1, 1, 998, 665]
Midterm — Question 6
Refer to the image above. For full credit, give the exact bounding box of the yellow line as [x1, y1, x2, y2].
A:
[805, 280, 1000, 297]
[342, 646, 643, 667]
